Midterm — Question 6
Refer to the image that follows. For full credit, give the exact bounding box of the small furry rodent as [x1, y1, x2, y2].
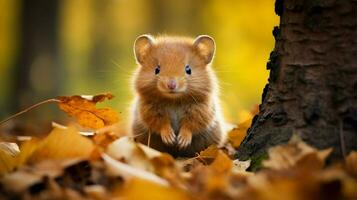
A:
[131, 34, 225, 157]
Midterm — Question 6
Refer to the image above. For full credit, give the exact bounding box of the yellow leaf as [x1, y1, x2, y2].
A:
[16, 139, 40, 166]
[28, 127, 94, 163]
[0, 140, 41, 175]
[0, 148, 16, 175]
[115, 178, 190, 200]
[0, 142, 19, 157]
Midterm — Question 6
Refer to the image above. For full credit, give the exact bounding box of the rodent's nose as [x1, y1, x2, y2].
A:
[167, 79, 177, 90]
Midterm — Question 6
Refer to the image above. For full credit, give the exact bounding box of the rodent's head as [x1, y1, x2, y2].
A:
[133, 34, 216, 101]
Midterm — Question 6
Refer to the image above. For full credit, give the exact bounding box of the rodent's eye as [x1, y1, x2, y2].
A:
[185, 65, 192, 75]
[155, 65, 160, 75]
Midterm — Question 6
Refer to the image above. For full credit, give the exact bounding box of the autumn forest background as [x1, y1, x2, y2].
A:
[0, 0, 278, 132]
[1, 1, 357, 199]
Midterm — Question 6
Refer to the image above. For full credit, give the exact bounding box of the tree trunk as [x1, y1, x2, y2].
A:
[237, 0, 357, 162]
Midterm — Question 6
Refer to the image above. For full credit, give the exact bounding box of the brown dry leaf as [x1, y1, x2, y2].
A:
[185, 150, 233, 194]
[263, 134, 332, 170]
[1, 170, 43, 192]
[249, 176, 316, 200]
[151, 154, 186, 188]
[1, 160, 69, 192]
[200, 145, 219, 158]
[57, 93, 119, 129]
[197, 145, 219, 164]
[28, 127, 95, 163]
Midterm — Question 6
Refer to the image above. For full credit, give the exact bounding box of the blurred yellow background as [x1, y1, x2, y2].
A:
[0, 0, 278, 130]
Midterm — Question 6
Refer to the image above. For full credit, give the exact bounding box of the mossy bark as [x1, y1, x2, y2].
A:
[237, 0, 357, 161]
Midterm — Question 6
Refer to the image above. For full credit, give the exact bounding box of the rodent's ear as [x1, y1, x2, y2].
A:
[193, 35, 216, 64]
[134, 34, 154, 64]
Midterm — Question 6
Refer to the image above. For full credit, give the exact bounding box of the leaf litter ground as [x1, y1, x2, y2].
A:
[0, 93, 356, 200]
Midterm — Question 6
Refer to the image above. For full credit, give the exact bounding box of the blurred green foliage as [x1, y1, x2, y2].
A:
[0, 0, 278, 126]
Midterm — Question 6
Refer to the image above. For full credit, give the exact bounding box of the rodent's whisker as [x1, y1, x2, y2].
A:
[111, 60, 133, 74]
[129, 132, 146, 138]
[213, 70, 238, 73]
[217, 81, 232, 86]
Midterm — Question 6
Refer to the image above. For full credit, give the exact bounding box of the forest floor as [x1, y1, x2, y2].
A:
[0, 93, 356, 200]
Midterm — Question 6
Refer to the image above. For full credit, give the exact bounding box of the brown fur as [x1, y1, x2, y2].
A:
[130, 34, 225, 157]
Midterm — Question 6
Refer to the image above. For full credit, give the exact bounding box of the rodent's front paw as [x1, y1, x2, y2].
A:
[177, 129, 192, 149]
[160, 127, 176, 146]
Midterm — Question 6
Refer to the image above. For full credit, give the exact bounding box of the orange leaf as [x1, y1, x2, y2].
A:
[227, 118, 252, 148]
[57, 93, 119, 129]
[228, 106, 258, 148]
[209, 150, 233, 174]
[92, 131, 119, 148]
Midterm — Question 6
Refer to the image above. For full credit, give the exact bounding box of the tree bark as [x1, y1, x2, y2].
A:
[237, 0, 357, 162]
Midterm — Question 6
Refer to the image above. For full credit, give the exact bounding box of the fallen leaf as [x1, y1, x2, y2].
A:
[263, 134, 332, 170]
[345, 151, 357, 178]
[16, 139, 40, 166]
[1, 170, 43, 192]
[210, 150, 233, 174]
[200, 145, 219, 158]
[106, 137, 155, 171]
[227, 118, 252, 148]
[197, 145, 219, 164]
[233, 159, 251, 172]
[0, 147, 16, 175]
[102, 153, 169, 186]
[0, 142, 20, 157]
[84, 185, 109, 200]
[28, 127, 95, 163]
[190, 151, 233, 195]
[52, 121, 96, 136]
[115, 178, 190, 200]
[1, 159, 80, 192]
[92, 130, 119, 148]
[57, 93, 119, 129]
[227, 106, 258, 148]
